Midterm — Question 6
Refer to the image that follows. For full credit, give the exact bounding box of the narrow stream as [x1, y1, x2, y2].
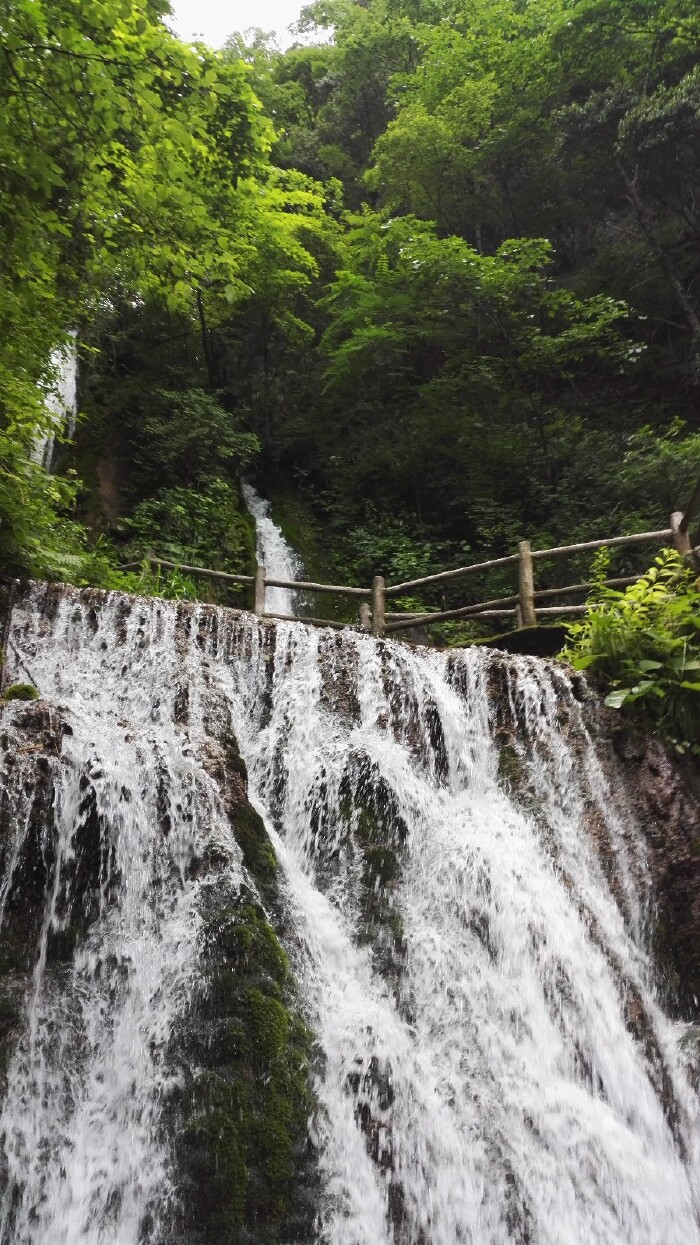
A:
[241, 482, 304, 615]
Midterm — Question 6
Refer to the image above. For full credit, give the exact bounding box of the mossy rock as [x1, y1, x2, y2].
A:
[337, 768, 407, 988]
[174, 895, 317, 1243]
[211, 903, 289, 982]
[471, 624, 568, 657]
[1, 683, 39, 702]
[497, 743, 525, 790]
[232, 803, 277, 897]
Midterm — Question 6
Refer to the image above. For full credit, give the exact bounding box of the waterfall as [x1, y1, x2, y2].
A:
[241, 482, 304, 615]
[1, 582, 699, 1244]
[32, 334, 78, 471]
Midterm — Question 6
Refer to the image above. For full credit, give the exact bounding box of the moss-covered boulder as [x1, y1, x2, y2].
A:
[170, 727, 318, 1244]
[172, 890, 317, 1245]
[1, 683, 39, 702]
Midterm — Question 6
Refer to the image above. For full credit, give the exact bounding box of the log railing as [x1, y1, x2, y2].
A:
[122, 478, 700, 640]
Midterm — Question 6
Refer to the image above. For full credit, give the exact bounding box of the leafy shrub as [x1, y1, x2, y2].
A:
[562, 549, 700, 751]
[127, 389, 260, 494]
[122, 478, 253, 573]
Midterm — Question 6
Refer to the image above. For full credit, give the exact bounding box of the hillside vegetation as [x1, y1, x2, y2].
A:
[1, 0, 699, 618]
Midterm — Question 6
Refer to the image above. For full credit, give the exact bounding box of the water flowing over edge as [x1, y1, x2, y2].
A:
[241, 482, 304, 615]
[31, 333, 78, 472]
[0, 582, 699, 1245]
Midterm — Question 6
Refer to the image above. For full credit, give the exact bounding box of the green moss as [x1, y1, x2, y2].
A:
[215, 903, 289, 981]
[181, 1093, 249, 1229]
[233, 803, 277, 894]
[268, 489, 355, 623]
[176, 896, 316, 1241]
[1, 683, 39, 702]
[362, 844, 399, 886]
[338, 778, 407, 984]
[247, 987, 289, 1065]
[217, 733, 278, 899]
[221, 735, 248, 784]
[497, 743, 524, 790]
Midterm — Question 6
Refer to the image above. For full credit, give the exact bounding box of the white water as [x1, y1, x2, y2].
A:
[32, 333, 78, 471]
[1, 583, 700, 1244]
[0, 592, 244, 1244]
[241, 481, 304, 615]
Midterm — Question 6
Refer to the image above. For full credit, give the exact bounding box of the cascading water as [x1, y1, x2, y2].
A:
[241, 482, 303, 615]
[32, 333, 78, 471]
[1, 581, 699, 1244]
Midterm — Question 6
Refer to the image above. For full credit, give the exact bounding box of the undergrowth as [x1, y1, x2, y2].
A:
[562, 548, 700, 753]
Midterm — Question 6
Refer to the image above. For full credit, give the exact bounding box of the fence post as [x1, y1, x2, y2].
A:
[371, 576, 386, 637]
[359, 602, 372, 632]
[518, 541, 537, 627]
[667, 510, 692, 560]
[254, 563, 266, 617]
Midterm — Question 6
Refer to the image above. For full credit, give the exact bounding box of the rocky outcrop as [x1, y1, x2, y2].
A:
[171, 727, 317, 1245]
[0, 699, 70, 1089]
[611, 728, 700, 1013]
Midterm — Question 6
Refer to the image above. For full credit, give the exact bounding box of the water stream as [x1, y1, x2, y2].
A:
[241, 482, 304, 615]
[32, 334, 78, 472]
[0, 579, 699, 1243]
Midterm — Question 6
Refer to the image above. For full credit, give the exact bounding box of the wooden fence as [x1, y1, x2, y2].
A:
[122, 483, 700, 641]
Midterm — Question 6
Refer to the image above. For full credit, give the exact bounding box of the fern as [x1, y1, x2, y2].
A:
[561, 549, 700, 751]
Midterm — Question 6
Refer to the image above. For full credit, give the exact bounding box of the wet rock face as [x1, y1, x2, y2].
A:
[0, 699, 70, 1088]
[611, 729, 700, 1013]
[167, 720, 317, 1245]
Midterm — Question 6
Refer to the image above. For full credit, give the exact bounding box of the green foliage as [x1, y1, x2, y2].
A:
[4, 0, 700, 626]
[129, 390, 260, 491]
[562, 549, 700, 751]
[0, 0, 333, 583]
[335, 506, 450, 585]
[124, 481, 251, 568]
[211, 0, 700, 606]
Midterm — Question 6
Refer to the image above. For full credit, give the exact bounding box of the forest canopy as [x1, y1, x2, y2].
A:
[1, 0, 699, 611]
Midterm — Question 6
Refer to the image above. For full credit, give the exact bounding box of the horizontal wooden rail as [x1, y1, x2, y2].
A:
[534, 575, 638, 601]
[533, 604, 589, 616]
[386, 553, 519, 595]
[121, 556, 369, 596]
[264, 577, 368, 597]
[121, 556, 254, 584]
[385, 599, 591, 633]
[385, 571, 643, 631]
[385, 595, 520, 631]
[263, 612, 356, 631]
[530, 529, 671, 561]
[388, 608, 519, 625]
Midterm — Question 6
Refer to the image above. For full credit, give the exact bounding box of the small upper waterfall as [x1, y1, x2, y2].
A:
[0, 582, 699, 1244]
[241, 482, 304, 615]
[32, 334, 78, 471]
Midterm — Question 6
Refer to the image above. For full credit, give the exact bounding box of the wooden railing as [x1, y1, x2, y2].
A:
[122, 482, 700, 640]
